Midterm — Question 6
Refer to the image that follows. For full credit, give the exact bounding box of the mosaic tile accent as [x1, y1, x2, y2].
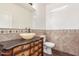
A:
[0, 28, 27, 34]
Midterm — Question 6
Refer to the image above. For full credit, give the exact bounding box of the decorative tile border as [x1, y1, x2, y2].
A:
[46, 29, 79, 33]
[0, 28, 27, 34]
[1, 28, 79, 34]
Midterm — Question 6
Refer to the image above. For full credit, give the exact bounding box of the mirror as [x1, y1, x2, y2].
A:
[0, 3, 34, 29]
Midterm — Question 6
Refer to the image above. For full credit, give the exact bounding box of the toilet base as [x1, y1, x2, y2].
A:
[44, 46, 53, 55]
[44, 52, 53, 56]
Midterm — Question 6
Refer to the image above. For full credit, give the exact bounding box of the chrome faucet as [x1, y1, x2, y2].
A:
[28, 28, 31, 33]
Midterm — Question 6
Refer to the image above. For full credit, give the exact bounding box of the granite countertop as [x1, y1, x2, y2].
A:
[0, 37, 42, 51]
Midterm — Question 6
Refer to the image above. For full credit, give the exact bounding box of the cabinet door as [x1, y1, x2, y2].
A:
[13, 46, 22, 55]
[16, 50, 30, 56]
[24, 50, 30, 56]
[38, 48, 42, 53]
[38, 44, 42, 48]
[23, 44, 30, 50]
[30, 39, 43, 56]
[34, 41, 39, 45]
[1, 50, 12, 56]
[14, 39, 43, 56]
[33, 52, 39, 56]
[34, 46, 39, 51]
[38, 39, 43, 43]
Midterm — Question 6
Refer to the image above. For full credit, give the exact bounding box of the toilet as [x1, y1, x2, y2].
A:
[40, 35, 55, 55]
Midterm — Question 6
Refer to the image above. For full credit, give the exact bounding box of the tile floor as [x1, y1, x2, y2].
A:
[44, 49, 74, 56]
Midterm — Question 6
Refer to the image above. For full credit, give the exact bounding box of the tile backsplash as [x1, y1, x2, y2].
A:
[0, 28, 27, 42]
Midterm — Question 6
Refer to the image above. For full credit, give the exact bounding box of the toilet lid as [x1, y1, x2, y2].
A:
[44, 42, 55, 48]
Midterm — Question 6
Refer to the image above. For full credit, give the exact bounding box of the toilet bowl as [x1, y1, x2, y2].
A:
[44, 42, 55, 54]
[40, 35, 55, 55]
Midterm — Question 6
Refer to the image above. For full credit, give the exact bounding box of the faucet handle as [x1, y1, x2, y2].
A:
[28, 28, 31, 33]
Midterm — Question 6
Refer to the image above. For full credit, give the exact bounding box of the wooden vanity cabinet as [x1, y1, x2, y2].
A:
[0, 38, 43, 56]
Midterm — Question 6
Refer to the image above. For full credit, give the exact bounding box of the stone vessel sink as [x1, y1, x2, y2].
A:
[19, 33, 36, 40]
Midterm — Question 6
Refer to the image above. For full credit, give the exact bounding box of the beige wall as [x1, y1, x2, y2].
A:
[46, 3, 79, 29]
[32, 3, 46, 30]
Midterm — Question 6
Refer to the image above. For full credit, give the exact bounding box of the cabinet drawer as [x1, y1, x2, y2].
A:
[38, 40, 43, 43]
[13, 46, 22, 54]
[39, 53, 42, 56]
[34, 41, 39, 45]
[15, 49, 30, 56]
[16, 52, 24, 56]
[33, 52, 38, 56]
[24, 50, 30, 56]
[30, 48, 34, 54]
[1, 50, 12, 56]
[38, 44, 42, 48]
[23, 44, 30, 49]
[38, 48, 42, 53]
[34, 46, 38, 51]
[31, 42, 34, 47]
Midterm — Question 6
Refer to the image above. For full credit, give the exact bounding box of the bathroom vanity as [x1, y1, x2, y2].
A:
[0, 37, 43, 56]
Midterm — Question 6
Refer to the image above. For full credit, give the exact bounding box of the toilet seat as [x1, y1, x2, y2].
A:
[44, 42, 55, 48]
